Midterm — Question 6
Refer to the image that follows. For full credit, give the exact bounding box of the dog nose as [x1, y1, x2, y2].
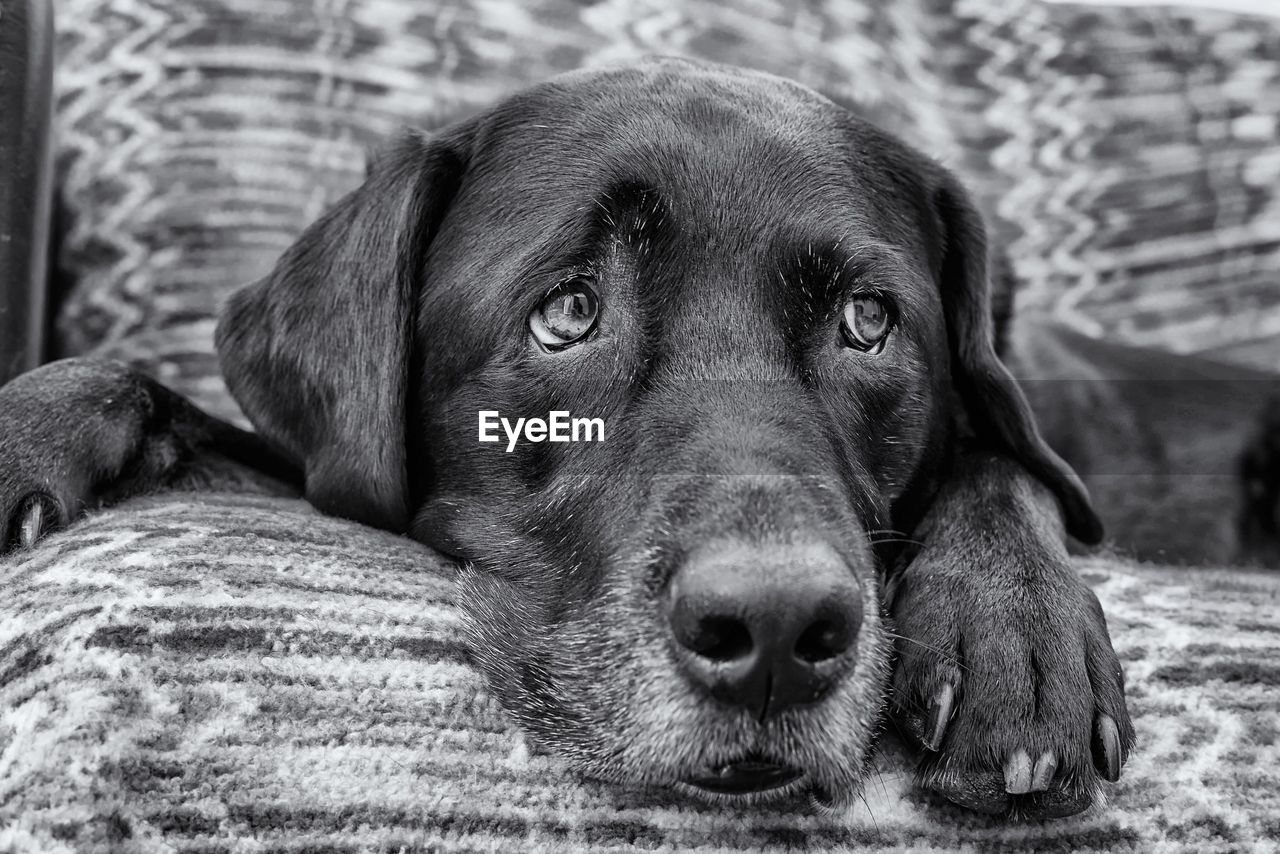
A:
[666, 541, 862, 721]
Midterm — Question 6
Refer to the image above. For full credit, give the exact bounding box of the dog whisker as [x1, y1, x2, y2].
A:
[864, 756, 893, 802]
[883, 631, 970, 671]
[859, 789, 880, 832]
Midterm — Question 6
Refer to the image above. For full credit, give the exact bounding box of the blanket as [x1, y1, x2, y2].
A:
[2, 496, 1279, 852]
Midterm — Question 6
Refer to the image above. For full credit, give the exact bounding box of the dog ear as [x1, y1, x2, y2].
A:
[932, 175, 1105, 545]
[215, 129, 468, 532]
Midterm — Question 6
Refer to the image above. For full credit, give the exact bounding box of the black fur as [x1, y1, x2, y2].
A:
[0, 58, 1134, 816]
[1241, 396, 1280, 564]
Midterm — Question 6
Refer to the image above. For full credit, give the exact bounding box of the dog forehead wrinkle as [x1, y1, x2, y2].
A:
[554, 87, 844, 226]
[454, 82, 934, 345]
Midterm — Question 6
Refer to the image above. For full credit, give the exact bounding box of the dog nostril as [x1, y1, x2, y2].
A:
[794, 614, 853, 663]
[686, 616, 753, 661]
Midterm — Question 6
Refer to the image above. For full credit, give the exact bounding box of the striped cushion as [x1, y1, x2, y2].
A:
[2, 495, 1278, 851]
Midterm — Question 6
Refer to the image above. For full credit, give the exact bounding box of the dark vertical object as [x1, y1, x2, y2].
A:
[0, 0, 54, 385]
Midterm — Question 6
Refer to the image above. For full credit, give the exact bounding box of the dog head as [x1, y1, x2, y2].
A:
[216, 58, 1100, 805]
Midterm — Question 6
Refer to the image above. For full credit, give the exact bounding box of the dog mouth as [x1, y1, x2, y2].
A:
[683, 756, 806, 796]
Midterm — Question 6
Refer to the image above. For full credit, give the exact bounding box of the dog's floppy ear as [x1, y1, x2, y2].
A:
[215, 129, 468, 532]
[932, 175, 1104, 545]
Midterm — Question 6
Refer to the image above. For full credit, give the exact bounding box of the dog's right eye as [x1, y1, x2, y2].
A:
[530, 277, 600, 350]
[840, 293, 893, 354]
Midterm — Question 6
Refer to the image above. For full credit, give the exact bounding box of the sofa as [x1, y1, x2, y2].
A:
[2, 0, 1279, 851]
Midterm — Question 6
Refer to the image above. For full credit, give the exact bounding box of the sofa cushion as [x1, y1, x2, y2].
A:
[2, 494, 1278, 851]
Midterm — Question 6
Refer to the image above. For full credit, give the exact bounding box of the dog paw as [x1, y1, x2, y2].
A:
[0, 359, 157, 558]
[889, 550, 1133, 819]
[886, 452, 1135, 819]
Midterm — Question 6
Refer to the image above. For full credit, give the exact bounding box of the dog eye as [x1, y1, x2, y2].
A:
[530, 277, 600, 350]
[840, 295, 893, 353]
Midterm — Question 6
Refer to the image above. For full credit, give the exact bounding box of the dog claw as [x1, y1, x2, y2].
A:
[1003, 749, 1033, 794]
[20, 499, 45, 548]
[1093, 713, 1122, 782]
[1029, 750, 1057, 792]
[924, 682, 955, 751]
[10, 493, 59, 551]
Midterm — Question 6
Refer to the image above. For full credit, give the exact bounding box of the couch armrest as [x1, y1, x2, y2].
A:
[0, 0, 53, 386]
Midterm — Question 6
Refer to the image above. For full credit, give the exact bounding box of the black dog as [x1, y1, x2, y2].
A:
[0, 58, 1132, 817]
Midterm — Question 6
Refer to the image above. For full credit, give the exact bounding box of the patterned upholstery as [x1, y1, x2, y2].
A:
[50, 0, 1280, 411]
[2, 495, 1279, 851]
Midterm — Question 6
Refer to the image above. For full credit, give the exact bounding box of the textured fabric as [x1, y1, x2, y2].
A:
[2, 494, 1279, 852]
[50, 0, 1280, 397]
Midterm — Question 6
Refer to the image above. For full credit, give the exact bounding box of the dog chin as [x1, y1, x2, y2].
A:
[457, 562, 890, 809]
[568, 711, 878, 809]
[558, 633, 891, 810]
[643, 703, 882, 808]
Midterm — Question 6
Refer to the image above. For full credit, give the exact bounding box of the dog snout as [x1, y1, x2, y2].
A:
[666, 541, 862, 721]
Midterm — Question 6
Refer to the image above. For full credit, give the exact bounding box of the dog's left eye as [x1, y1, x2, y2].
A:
[530, 277, 600, 350]
[840, 294, 893, 353]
